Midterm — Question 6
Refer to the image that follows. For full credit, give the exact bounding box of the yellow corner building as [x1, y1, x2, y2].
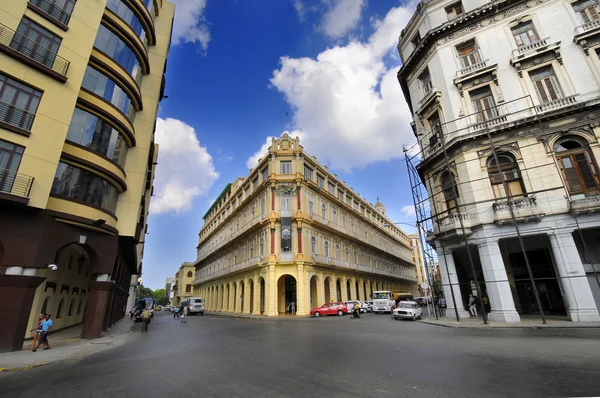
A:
[194, 134, 419, 316]
[170, 262, 195, 307]
[0, 0, 174, 352]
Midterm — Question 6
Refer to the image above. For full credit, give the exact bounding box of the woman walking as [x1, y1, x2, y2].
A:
[29, 313, 45, 351]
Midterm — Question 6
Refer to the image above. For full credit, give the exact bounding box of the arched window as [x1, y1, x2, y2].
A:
[187, 271, 192, 278]
[555, 137, 600, 196]
[440, 171, 459, 213]
[68, 299, 74, 316]
[57, 298, 64, 319]
[77, 299, 83, 315]
[41, 297, 49, 314]
[487, 153, 525, 199]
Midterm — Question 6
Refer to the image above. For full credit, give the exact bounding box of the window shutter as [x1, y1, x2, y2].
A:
[535, 81, 549, 103]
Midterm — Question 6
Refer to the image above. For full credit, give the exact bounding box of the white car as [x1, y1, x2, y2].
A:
[362, 301, 373, 312]
[345, 300, 367, 314]
[393, 301, 422, 321]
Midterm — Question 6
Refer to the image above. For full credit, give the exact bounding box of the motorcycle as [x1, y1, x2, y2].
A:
[351, 308, 361, 319]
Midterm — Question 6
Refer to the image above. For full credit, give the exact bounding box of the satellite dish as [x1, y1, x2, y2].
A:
[420, 281, 429, 290]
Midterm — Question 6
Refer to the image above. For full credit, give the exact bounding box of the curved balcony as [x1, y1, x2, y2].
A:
[130, 0, 156, 45]
[90, 49, 143, 112]
[0, 22, 69, 82]
[102, 9, 150, 75]
[62, 142, 127, 191]
[311, 254, 417, 282]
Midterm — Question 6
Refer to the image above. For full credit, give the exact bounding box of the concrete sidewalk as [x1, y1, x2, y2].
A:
[419, 317, 600, 328]
[0, 318, 137, 372]
[204, 311, 269, 320]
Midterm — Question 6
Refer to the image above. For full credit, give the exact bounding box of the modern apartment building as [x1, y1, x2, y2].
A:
[193, 134, 418, 316]
[399, 0, 600, 322]
[0, 0, 174, 352]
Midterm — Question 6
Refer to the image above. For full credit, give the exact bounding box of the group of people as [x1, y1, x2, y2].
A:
[172, 305, 188, 322]
[467, 294, 491, 316]
[30, 313, 53, 352]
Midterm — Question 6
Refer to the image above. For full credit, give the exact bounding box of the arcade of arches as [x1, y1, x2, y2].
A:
[195, 264, 417, 316]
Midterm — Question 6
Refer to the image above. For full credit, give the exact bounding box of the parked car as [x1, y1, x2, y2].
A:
[393, 301, 422, 321]
[413, 297, 427, 307]
[310, 302, 348, 317]
[363, 300, 373, 312]
[345, 300, 367, 314]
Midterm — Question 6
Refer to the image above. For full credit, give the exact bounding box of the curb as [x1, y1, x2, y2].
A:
[204, 312, 269, 320]
[418, 320, 600, 329]
[0, 363, 49, 372]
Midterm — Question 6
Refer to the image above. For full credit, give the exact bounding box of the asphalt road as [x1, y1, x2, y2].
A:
[1, 311, 599, 398]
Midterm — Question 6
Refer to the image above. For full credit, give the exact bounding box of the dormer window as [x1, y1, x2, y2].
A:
[418, 68, 432, 96]
[572, 0, 599, 23]
[445, 2, 464, 20]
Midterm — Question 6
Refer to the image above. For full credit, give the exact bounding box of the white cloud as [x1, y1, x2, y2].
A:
[321, 0, 366, 39]
[401, 205, 416, 217]
[246, 131, 305, 169]
[270, 4, 416, 171]
[151, 118, 219, 214]
[170, 0, 211, 52]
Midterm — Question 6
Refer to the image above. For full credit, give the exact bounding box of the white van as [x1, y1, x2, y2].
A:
[181, 297, 205, 315]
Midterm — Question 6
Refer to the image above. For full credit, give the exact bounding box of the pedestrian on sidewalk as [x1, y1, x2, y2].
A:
[33, 314, 53, 352]
[173, 306, 180, 319]
[141, 308, 151, 332]
[29, 313, 45, 351]
[181, 306, 188, 323]
[468, 294, 478, 317]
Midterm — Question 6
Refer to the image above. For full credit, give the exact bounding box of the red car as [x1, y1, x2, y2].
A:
[310, 302, 348, 317]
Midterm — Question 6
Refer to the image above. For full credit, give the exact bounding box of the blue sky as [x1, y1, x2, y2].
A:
[143, 0, 418, 290]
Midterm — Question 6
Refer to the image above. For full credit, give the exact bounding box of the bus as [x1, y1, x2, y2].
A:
[135, 297, 155, 310]
[372, 291, 395, 313]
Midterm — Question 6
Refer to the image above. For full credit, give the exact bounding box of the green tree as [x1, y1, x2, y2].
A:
[152, 288, 169, 305]
[138, 285, 153, 299]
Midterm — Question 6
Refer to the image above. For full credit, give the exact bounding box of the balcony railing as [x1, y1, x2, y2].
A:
[492, 196, 545, 224]
[197, 215, 264, 261]
[456, 58, 488, 77]
[29, 0, 73, 25]
[0, 168, 34, 198]
[0, 23, 70, 77]
[575, 19, 600, 35]
[311, 254, 417, 281]
[194, 256, 262, 284]
[0, 100, 36, 131]
[512, 37, 549, 57]
[569, 195, 600, 215]
[534, 95, 578, 114]
[433, 213, 472, 236]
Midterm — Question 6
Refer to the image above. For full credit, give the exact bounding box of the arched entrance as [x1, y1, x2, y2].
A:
[249, 279, 254, 313]
[309, 275, 318, 308]
[346, 280, 352, 300]
[324, 277, 331, 303]
[277, 275, 297, 314]
[240, 280, 245, 313]
[215, 286, 219, 311]
[363, 281, 367, 301]
[336, 279, 342, 301]
[220, 284, 224, 311]
[260, 277, 265, 314]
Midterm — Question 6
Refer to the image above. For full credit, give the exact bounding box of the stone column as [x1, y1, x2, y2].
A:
[296, 263, 306, 315]
[330, 277, 337, 302]
[253, 277, 261, 314]
[341, 277, 348, 302]
[266, 264, 277, 316]
[549, 232, 600, 322]
[0, 274, 45, 352]
[478, 240, 520, 323]
[82, 278, 114, 339]
[228, 283, 235, 312]
[437, 248, 470, 319]
[243, 279, 251, 314]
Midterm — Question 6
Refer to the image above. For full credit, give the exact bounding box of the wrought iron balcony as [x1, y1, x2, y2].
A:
[0, 168, 34, 199]
[0, 100, 36, 132]
[29, 0, 73, 26]
[534, 95, 578, 114]
[0, 23, 70, 78]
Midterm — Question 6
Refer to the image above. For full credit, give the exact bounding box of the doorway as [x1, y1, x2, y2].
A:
[277, 275, 297, 314]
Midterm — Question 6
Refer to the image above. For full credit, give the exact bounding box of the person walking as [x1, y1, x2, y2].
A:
[29, 313, 45, 351]
[141, 308, 151, 332]
[181, 305, 188, 323]
[468, 294, 478, 317]
[33, 314, 53, 352]
[173, 306, 180, 319]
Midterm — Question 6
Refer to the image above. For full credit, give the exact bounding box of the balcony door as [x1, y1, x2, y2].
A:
[10, 18, 61, 69]
[0, 139, 25, 194]
[470, 86, 498, 122]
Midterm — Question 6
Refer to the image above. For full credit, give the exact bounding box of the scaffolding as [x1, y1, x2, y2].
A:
[404, 94, 600, 324]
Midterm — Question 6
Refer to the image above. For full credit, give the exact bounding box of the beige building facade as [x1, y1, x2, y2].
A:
[193, 135, 418, 316]
[409, 234, 427, 294]
[0, 0, 174, 352]
[170, 262, 195, 306]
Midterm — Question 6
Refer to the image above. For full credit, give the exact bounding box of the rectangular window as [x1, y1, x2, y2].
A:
[317, 175, 325, 189]
[328, 182, 335, 195]
[280, 161, 292, 174]
[470, 86, 498, 122]
[332, 208, 337, 223]
[259, 238, 264, 256]
[529, 66, 562, 103]
[336, 244, 340, 259]
[354, 202, 359, 211]
[29, 0, 76, 25]
[304, 165, 313, 181]
[445, 2, 464, 20]
[338, 190, 344, 201]
[324, 241, 330, 257]
[309, 199, 315, 215]
[456, 40, 481, 68]
[281, 193, 292, 210]
[321, 203, 327, 218]
[418, 68, 432, 95]
[249, 242, 254, 258]
[0, 74, 42, 132]
[346, 195, 352, 206]
[572, 0, 600, 23]
[252, 178, 258, 190]
[186, 284, 191, 293]
[260, 197, 265, 217]
[342, 215, 347, 228]
[0, 139, 25, 194]
[345, 248, 350, 261]
[557, 151, 600, 195]
[262, 167, 269, 182]
[11, 18, 62, 69]
[511, 21, 539, 47]
[311, 237, 317, 254]
[411, 31, 421, 48]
